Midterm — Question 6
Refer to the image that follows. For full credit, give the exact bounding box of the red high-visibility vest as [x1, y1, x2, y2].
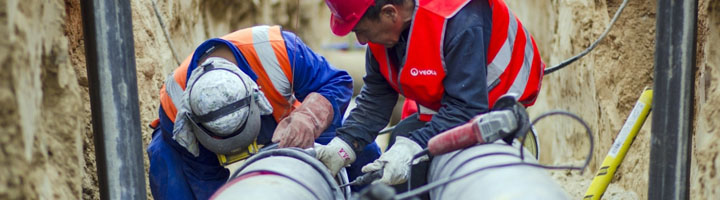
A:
[370, 0, 544, 122]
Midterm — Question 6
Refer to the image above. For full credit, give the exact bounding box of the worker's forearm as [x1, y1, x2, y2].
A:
[336, 50, 399, 152]
[310, 74, 353, 128]
[337, 84, 398, 151]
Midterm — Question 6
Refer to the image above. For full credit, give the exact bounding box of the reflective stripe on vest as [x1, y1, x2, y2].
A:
[485, 0, 543, 108]
[370, 0, 544, 122]
[158, 55, 193, 123]
[224, 25, 299, 121]
[158, 26, 298, 125]
[163, 73, 185, 122]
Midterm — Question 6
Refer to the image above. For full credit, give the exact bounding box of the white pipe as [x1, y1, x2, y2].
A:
[211, 148, 345, 200]
[429, 141, 569, 200]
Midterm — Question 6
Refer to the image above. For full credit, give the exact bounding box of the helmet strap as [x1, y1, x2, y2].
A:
[186, 57, 259, 139]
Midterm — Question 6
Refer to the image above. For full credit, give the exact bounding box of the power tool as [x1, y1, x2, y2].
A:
[340, 95, 529, 188]
[427, 95, 530, 156]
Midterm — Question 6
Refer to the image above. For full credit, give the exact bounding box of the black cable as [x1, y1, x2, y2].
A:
[406, 149, 430, 191]
[543, 0, 629, 74]
[393, 110, 594, 200]
[151, 0, 181, 66]
[526, 110, 594, 171]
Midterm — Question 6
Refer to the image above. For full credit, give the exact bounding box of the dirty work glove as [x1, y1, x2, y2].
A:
[361, 136, 428, 185]
[315, 137, 356, 176]
[272, 92, 334, 148]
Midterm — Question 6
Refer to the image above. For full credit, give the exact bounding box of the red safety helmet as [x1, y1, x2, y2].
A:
[325, 0, 375, 36]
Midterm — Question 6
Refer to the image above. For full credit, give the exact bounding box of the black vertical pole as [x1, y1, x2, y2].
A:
[649, 0, 697, 199]
[81, 0, 147, 199]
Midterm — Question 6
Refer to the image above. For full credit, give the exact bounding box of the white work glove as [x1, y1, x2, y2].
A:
[315, 137, 356, 176]
[361, 136, 428, 185]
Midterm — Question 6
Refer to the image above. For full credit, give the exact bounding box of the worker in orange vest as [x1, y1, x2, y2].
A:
[147, 25, 380, 199]
[315, 0, 545, 191]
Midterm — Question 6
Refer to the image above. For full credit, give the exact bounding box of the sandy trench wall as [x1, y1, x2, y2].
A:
[692, 0, 720, 198]
[507, 0, 655, 199]
[508, 0, 719, 199]
[0, 0, 84, 199]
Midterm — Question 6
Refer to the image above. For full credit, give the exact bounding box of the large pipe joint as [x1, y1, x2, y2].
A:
[212, 148, 345, 200]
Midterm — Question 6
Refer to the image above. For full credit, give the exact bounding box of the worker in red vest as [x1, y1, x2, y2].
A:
[147, 25, 381, 200]
[315, 0, 545, 190]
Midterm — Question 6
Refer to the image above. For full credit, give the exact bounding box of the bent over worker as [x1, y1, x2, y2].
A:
[147, 25, 381, 200]
[315, 0, 545, 189]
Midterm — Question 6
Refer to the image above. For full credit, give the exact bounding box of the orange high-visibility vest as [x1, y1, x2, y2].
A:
[152, 26, 300, 128]
[370, 0, 544, 121]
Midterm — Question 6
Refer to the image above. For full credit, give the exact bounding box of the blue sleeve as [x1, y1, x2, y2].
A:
[282, 31, 354, 129]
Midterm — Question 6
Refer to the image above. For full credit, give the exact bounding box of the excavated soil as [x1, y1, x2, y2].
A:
[507, 0, 656, 198]
[508, 0, 718, 199]
[1, 0, 718, 199]
[1, 0, 83, 199]
[692, 0, 720, 198]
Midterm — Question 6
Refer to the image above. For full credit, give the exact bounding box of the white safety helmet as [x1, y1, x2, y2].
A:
[184, 57, 272, 154]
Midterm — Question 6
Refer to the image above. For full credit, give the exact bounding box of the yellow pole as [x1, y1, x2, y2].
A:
[583, 89, 653, 200]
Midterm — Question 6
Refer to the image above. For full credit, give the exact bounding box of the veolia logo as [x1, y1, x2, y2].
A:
[410, 68, 437, 76]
